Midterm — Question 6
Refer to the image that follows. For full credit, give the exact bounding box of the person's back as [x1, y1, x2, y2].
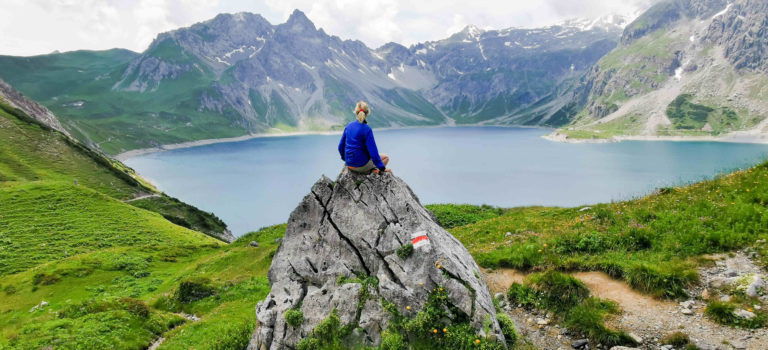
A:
[338, 101, 391, 175]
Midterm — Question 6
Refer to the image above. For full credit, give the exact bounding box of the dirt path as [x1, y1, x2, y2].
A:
[123, 193, 161, 202]
[484, 268, 767, 350]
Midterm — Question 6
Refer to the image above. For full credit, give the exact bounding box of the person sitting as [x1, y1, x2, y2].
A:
[338, 101, 392, 175]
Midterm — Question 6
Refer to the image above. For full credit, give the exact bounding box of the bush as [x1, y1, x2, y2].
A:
[625, 263, 697, 298]
[496, 313, 517, 346]
[426, 204, 505, 229]
[32, 272, 61, 286]
[380, 330, 406, 350]
[565, 298, 634, 347]
[396, 243, 413, 260]
[176, 277, 217, 303]
[661, 331, 690, 346]
[527, 270, 589, 312]
[120, 297, 150, 318]
[704, 301, 767, 328]
[506, 283, 541, 309]
[4, 284, 17, 295]
[284, 308, 305, 328]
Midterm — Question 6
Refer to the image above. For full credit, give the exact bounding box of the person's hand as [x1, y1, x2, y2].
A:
[385, 168, 393, 174]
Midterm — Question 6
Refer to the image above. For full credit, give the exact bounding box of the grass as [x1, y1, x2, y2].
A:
[506, 271, 635, 346]
[433, 160, 768, 299]
[425, 204, 506, 229]
[129, 195, 229, 239]
[0, 224, 282, 349]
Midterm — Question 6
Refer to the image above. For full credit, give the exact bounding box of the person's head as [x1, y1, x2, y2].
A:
[354, 101, 370, 124]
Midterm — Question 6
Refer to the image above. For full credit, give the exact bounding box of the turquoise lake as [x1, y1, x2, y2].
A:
[124, 127, 768, 236]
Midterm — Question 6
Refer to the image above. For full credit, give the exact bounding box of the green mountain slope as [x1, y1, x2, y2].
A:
[0, 82, 270, 348]
[0, 93, 232, 241]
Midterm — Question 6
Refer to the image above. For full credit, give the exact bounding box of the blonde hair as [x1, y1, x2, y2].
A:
[354, 101, 370, 123]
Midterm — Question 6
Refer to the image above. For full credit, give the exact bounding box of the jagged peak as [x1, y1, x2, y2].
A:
[285, 9, 315, 29]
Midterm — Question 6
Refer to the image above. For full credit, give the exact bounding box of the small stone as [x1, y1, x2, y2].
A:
[701, 288, 710, 299]
[730, 340, 747, 349]
[681, 308, 694, 315]
[249, 241, 259, 247]
[505, 232, 512, 236]
[725, 269, 738, 277]
[536, 318, 549, 325]
[720, 295, 732, 302]
[609, 347, 639, 350]
[494, 292, 504, 300]
[627, 332, 642, 344]
[734, 309, 756, 320]
[746, 276, 763, 298]
[572, 339, 589, 348]
[579, 206, 592, 212]
[680, 300, 695, 309]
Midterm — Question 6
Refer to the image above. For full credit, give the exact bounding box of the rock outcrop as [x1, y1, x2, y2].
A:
[249, 171, 504, 349]
[0, 78, 69, 136]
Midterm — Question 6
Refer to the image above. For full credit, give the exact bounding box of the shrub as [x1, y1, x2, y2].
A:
[119, 297, 150, 318]
[661, 331, 690, 346]
[624, 262, 697, 298]
[380, 330, 406, 350]
[506, 283, 541, 309]
[496, 313, 517, 346]
[176, 277, 216, 303]
[4, 284, 17, 295]
[565, 298, 634, 347]
[527, 270, 589, 312]
[396, 243, 413, 260]
[704, 301, 767, 328]
[32, 272, 61, 286]
[284, 308, 304, 328]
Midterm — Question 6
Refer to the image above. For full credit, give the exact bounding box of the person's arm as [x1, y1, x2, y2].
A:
[364, 127, 386, 171]
[338, 131, 346, 162]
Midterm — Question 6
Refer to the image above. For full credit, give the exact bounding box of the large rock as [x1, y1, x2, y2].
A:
[249, 171, 504, 349]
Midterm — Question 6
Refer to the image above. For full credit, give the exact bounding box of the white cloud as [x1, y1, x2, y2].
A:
[0, 0, 656, 56]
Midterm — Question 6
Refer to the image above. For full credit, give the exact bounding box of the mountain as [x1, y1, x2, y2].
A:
[0, 10, 625, 155]
[555, 0, 768, 141]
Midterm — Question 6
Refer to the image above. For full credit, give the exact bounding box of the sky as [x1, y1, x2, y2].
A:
[0, 0, 657, 56]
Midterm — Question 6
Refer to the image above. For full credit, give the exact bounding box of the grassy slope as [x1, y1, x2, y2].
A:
[0, 99, 230, 239]
[434, 161, 768, 299]
[0, 224, 283, 349]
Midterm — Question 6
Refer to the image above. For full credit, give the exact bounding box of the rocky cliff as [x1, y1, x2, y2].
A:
[562, 0, 768, 140]
[0, 78, 69, 136]
[249, 172, 504, 349]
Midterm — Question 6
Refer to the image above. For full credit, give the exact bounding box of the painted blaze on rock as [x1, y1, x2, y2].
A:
[249, 171, 504, 349]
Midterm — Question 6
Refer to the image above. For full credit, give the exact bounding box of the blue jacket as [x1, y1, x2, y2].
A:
[338, 121, 385, 170]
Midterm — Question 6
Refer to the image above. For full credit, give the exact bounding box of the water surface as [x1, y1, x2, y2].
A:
[125, 127, 768, 236]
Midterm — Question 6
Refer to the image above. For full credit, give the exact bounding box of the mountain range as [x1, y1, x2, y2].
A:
[0, 10, 627, 154]
[1, 0, 767, 154]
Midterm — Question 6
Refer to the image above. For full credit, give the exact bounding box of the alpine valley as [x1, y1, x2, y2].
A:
[0, 9, 628, 154]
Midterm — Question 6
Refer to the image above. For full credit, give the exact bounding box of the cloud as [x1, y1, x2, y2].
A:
[0, 0, 657, 56]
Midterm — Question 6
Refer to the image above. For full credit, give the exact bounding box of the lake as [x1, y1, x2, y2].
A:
[124, 127, 768, 236]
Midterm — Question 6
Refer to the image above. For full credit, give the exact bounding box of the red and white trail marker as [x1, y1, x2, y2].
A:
[411, 231, 430, 250]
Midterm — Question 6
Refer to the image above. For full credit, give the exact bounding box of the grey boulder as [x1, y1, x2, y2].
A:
[248, 171, 504, 349]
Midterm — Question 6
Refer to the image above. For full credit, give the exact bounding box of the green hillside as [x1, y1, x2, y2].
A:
[0, 97, 230, 239]
[0, 89, 274, 348]
[0, 50, 247, 154]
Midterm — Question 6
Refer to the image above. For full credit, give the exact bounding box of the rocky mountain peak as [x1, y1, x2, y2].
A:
[283, 9, 317, 33]
[249, 171, 504, 348]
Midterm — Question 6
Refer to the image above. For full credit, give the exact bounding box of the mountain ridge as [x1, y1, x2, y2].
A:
[0, 9, 627, 154]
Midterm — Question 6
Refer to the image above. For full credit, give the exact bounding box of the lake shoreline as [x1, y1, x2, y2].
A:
[113, 125, 551, 161]
[114, 125, 768, 161]
[543, 131, 768, 145]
